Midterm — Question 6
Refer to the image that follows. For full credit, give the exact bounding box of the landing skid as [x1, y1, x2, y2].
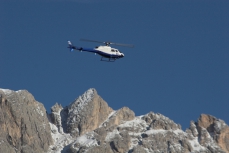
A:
[100, 57, 116, 62]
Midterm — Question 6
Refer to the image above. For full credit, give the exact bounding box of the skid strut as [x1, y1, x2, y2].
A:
[100, 57, 116, 62]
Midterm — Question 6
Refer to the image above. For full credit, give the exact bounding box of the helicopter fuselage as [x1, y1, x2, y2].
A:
[73, 45, 124, 59]
[95, 46, 124, 58]
[67, 40, 131, 62]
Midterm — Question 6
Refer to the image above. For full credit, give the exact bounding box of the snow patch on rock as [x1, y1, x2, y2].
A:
[105, 129, 120, 142]
[68, 88, 95, 117]
[48, 123, 74, 153]
[75, 132, 97, 147]
[189, 137, 206, 152]
[0, 88, 13, 95]
[36, 104, 44, 116]
[99, 110, 117, 128]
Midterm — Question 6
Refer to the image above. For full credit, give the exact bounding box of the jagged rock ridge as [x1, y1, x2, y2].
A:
[0, 89, 229, 153]
[48, 88, 229, 153]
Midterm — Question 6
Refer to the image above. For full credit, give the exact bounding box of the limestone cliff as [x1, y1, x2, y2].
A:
[196, 114, 229, 152]
[0, 89, 53, 153]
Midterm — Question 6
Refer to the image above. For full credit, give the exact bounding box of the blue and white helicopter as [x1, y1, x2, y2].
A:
[67, 39, 134, 62]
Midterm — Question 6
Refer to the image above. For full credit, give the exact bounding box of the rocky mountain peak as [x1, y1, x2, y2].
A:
[51, 88, 114, 138]
[1, 88, 229, 153]
[0, 88, 53, 153]
[49, 89, 229, 153]
[67, 88, 95, 115]
[195, 114, 229, 152]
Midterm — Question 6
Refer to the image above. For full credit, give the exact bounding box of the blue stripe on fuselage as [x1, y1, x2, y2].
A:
[80, 47, 97, 53]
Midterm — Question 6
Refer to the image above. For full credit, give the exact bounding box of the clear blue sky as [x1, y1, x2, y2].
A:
[1, 0, 228, 129]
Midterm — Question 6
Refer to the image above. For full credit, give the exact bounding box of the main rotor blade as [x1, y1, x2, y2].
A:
[80, 38, 134, 48]
[80, 39, 104, 44]
[111, 43, 134, 48]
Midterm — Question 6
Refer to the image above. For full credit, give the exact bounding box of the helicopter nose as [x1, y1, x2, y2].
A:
[121, 53, 124, 57]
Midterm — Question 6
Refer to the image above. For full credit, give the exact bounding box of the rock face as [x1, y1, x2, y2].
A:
[196, 114, 229, 153]
[50, 103, 63, 133]
[1, 87, 229, 153]
[64, 110, 227, 153]
[0, 89, 53, 153]
[62, 88, 113, 137]
[101, 107, 135, 129]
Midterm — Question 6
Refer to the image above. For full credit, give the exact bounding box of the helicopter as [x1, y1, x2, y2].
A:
[67, 39, 134, 62]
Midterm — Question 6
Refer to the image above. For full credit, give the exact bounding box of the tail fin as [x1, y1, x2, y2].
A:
[67, 41, 74, 52]
[68, 41, 72, 46]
